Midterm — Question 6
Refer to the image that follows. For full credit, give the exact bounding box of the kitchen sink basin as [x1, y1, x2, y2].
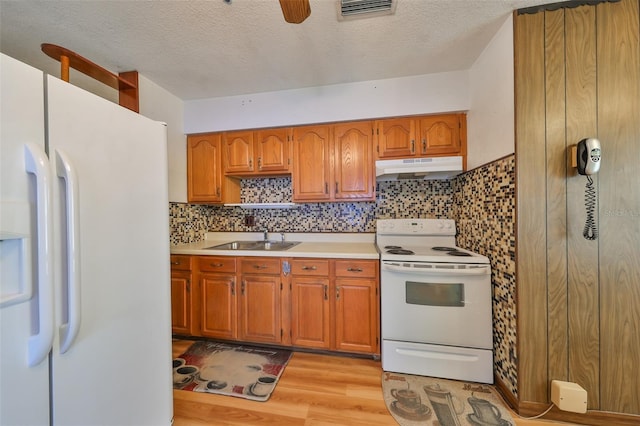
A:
[205, 240, 301, 251]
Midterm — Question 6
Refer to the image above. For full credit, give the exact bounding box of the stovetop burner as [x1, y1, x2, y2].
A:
[447, 250, 472, 257]
[384, 245, 402, 249]
[432, 246, 458, 251]
[386, 249, 414, 255]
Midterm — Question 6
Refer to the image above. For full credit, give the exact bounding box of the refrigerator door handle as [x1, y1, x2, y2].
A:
[55, 149, 81, 354]
[24, 143, 55, 367]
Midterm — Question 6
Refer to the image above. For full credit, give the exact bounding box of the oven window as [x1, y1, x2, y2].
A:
[406, 281, 464, 307]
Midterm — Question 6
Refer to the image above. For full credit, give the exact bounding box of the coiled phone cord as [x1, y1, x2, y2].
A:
[583, 175, 598, 240]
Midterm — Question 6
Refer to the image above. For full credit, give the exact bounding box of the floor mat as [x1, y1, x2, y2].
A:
[382, 372, 515, 425]
[173, 340, 292, 402]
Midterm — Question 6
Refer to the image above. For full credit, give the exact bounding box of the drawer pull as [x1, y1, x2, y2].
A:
[347, 267, 363, 273]
[302, 265, 317, 271]
[209, 262, 224, 268]
[171, 261, 181, 266]
[253, 264, 268, 270]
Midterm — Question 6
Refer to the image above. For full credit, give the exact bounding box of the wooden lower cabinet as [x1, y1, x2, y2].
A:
[170, 255, 194, 335]
[198, 256, 237, 340]
[290, 258, 379, 355]
[290, 259, 331, 349]
[239, 258, 282, 344]
[173, 255, 379, 356]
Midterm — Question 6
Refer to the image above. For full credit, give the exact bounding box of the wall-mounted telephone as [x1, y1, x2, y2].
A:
[577, 137, 601, 175]
[575, 138, 601, 240]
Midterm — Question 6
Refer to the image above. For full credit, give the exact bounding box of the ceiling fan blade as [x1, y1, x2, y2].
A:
[279, 0, 311, 24]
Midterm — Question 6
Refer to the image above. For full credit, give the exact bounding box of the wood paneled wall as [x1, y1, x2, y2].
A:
[515, 0, 640, 417]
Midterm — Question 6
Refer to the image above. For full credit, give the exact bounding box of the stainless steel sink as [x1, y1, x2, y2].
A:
[205, 241, 301, 251]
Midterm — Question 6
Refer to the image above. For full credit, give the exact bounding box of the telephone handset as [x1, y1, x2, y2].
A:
[577, 138, 601, 175]
[576, 138, 601, 240]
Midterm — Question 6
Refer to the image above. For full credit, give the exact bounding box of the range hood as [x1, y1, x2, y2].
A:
[375, 156, 463, 181]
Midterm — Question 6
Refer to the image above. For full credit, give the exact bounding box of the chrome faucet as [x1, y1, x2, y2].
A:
[263, 229, 269, 242]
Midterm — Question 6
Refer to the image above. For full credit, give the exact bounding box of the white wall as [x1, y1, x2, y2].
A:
[184, 71, 470, 134]
[467, 14, 515, 170]
[138, 75, 187, 203]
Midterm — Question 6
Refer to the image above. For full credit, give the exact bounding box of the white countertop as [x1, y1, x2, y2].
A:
[171, 232, 379, 260]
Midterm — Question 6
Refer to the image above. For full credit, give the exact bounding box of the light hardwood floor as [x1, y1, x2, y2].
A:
[172, 339, 568, 425]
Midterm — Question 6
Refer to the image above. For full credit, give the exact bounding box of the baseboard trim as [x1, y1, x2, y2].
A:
[518, 400, 640, 425]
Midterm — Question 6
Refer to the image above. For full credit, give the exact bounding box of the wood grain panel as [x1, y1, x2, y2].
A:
[544, 8, 569, 388]
[596, 0, 640, 414]
[564, 5, 600, 408]
[514, 10, 549, 402]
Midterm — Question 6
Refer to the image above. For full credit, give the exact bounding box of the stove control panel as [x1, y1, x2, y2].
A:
[377, 218, 456, 236]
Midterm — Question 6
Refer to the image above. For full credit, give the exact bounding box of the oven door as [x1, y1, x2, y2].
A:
[380, 261, 492, 350]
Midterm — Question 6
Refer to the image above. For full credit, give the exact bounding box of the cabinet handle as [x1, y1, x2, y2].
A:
[335, 182, 339, 193]
[216, 187, 221, 196]
[325, 182, 328, 194]
[411, 139, 415, 153]
[302, 265, 317, 271]
[241, 280, 245, 295]
[187, 279, 190, 292]
[422, 138, 427, 153]
[231, 279, 235, 296]
[252, 264, 268, 270]
[336, 286, 340, 300]
[324, 284, 328, 300]
[257, 157, 262, 170]
[209, 262, 223, 268]
[347, 267, 363, 273]
[249, 158, 253, 169]
[171, 261, 181, 266]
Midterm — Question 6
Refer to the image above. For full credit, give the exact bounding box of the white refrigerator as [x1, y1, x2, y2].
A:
[0, 53, 173, 425]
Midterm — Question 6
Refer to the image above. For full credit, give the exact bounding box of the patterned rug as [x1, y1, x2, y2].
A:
[382, 372, 515, 426]
[173, 340, 292, 402]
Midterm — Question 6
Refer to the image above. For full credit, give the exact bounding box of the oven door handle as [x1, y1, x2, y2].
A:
[382, 262, 490, 275]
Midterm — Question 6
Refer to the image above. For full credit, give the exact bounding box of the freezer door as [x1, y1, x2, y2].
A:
[46, 75, 173, 425]
[0, 54, 51, 426]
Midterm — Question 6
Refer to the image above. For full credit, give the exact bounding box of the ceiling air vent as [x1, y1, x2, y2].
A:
[338, 0, 397, 20]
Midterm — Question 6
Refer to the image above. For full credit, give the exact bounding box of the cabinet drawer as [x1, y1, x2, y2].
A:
[290, 259, 330, 276]
[170, 255, 192, 271]
[335, 260, 377, 278]
[240, 258, 281, 275]
[198, 256, 236, 273]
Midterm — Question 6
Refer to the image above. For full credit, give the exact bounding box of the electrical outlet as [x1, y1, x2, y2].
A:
[551, 380, 587, 413]
[244, 215, 255, 227]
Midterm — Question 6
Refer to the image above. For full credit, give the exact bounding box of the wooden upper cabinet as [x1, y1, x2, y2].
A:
[255, 128, 291, 173]
[375, 114, 465, 159]
[375, 118, 416, 158]
[418, 114, 462, 155]
[187, 133, 223, 203]
[292, 125, 332, 202]
[223, 130, 254, 174]
[187, 133, 240, 204]
[223, 128, 291, 177]
[333, 121, 375, 201]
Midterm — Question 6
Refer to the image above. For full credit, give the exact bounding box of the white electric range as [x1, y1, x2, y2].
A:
[377, 218, 494, 384]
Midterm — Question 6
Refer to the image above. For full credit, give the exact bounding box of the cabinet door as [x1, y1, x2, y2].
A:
[187, 134, 223, 202]
[290, 259, 331, 349]
[255, 128, 291, 173]
[171, 270, 191, 335]
[292, 125, 332, 201]
[223, 130, 254, 174]
[417, 114, 461, 155]
[334, 277, 378, 354]
[375, 118, 416, 159]
[239, 275, 281, 344]
[333, 121, 375, 201]
[200, 273, 237, 340]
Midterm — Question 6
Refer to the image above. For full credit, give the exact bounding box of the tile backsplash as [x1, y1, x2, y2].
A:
[168, 154, 517, 396]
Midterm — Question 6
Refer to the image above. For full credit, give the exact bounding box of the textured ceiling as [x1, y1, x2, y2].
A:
[0, 0, 559, 101]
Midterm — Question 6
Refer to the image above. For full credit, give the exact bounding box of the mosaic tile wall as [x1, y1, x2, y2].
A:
[452, 154, 517, 397]
[169, 177, 455, 245]
[168, 156, 518, 398]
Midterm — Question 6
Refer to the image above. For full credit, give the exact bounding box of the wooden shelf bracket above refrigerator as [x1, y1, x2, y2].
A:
[41, 43, 139, 113]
